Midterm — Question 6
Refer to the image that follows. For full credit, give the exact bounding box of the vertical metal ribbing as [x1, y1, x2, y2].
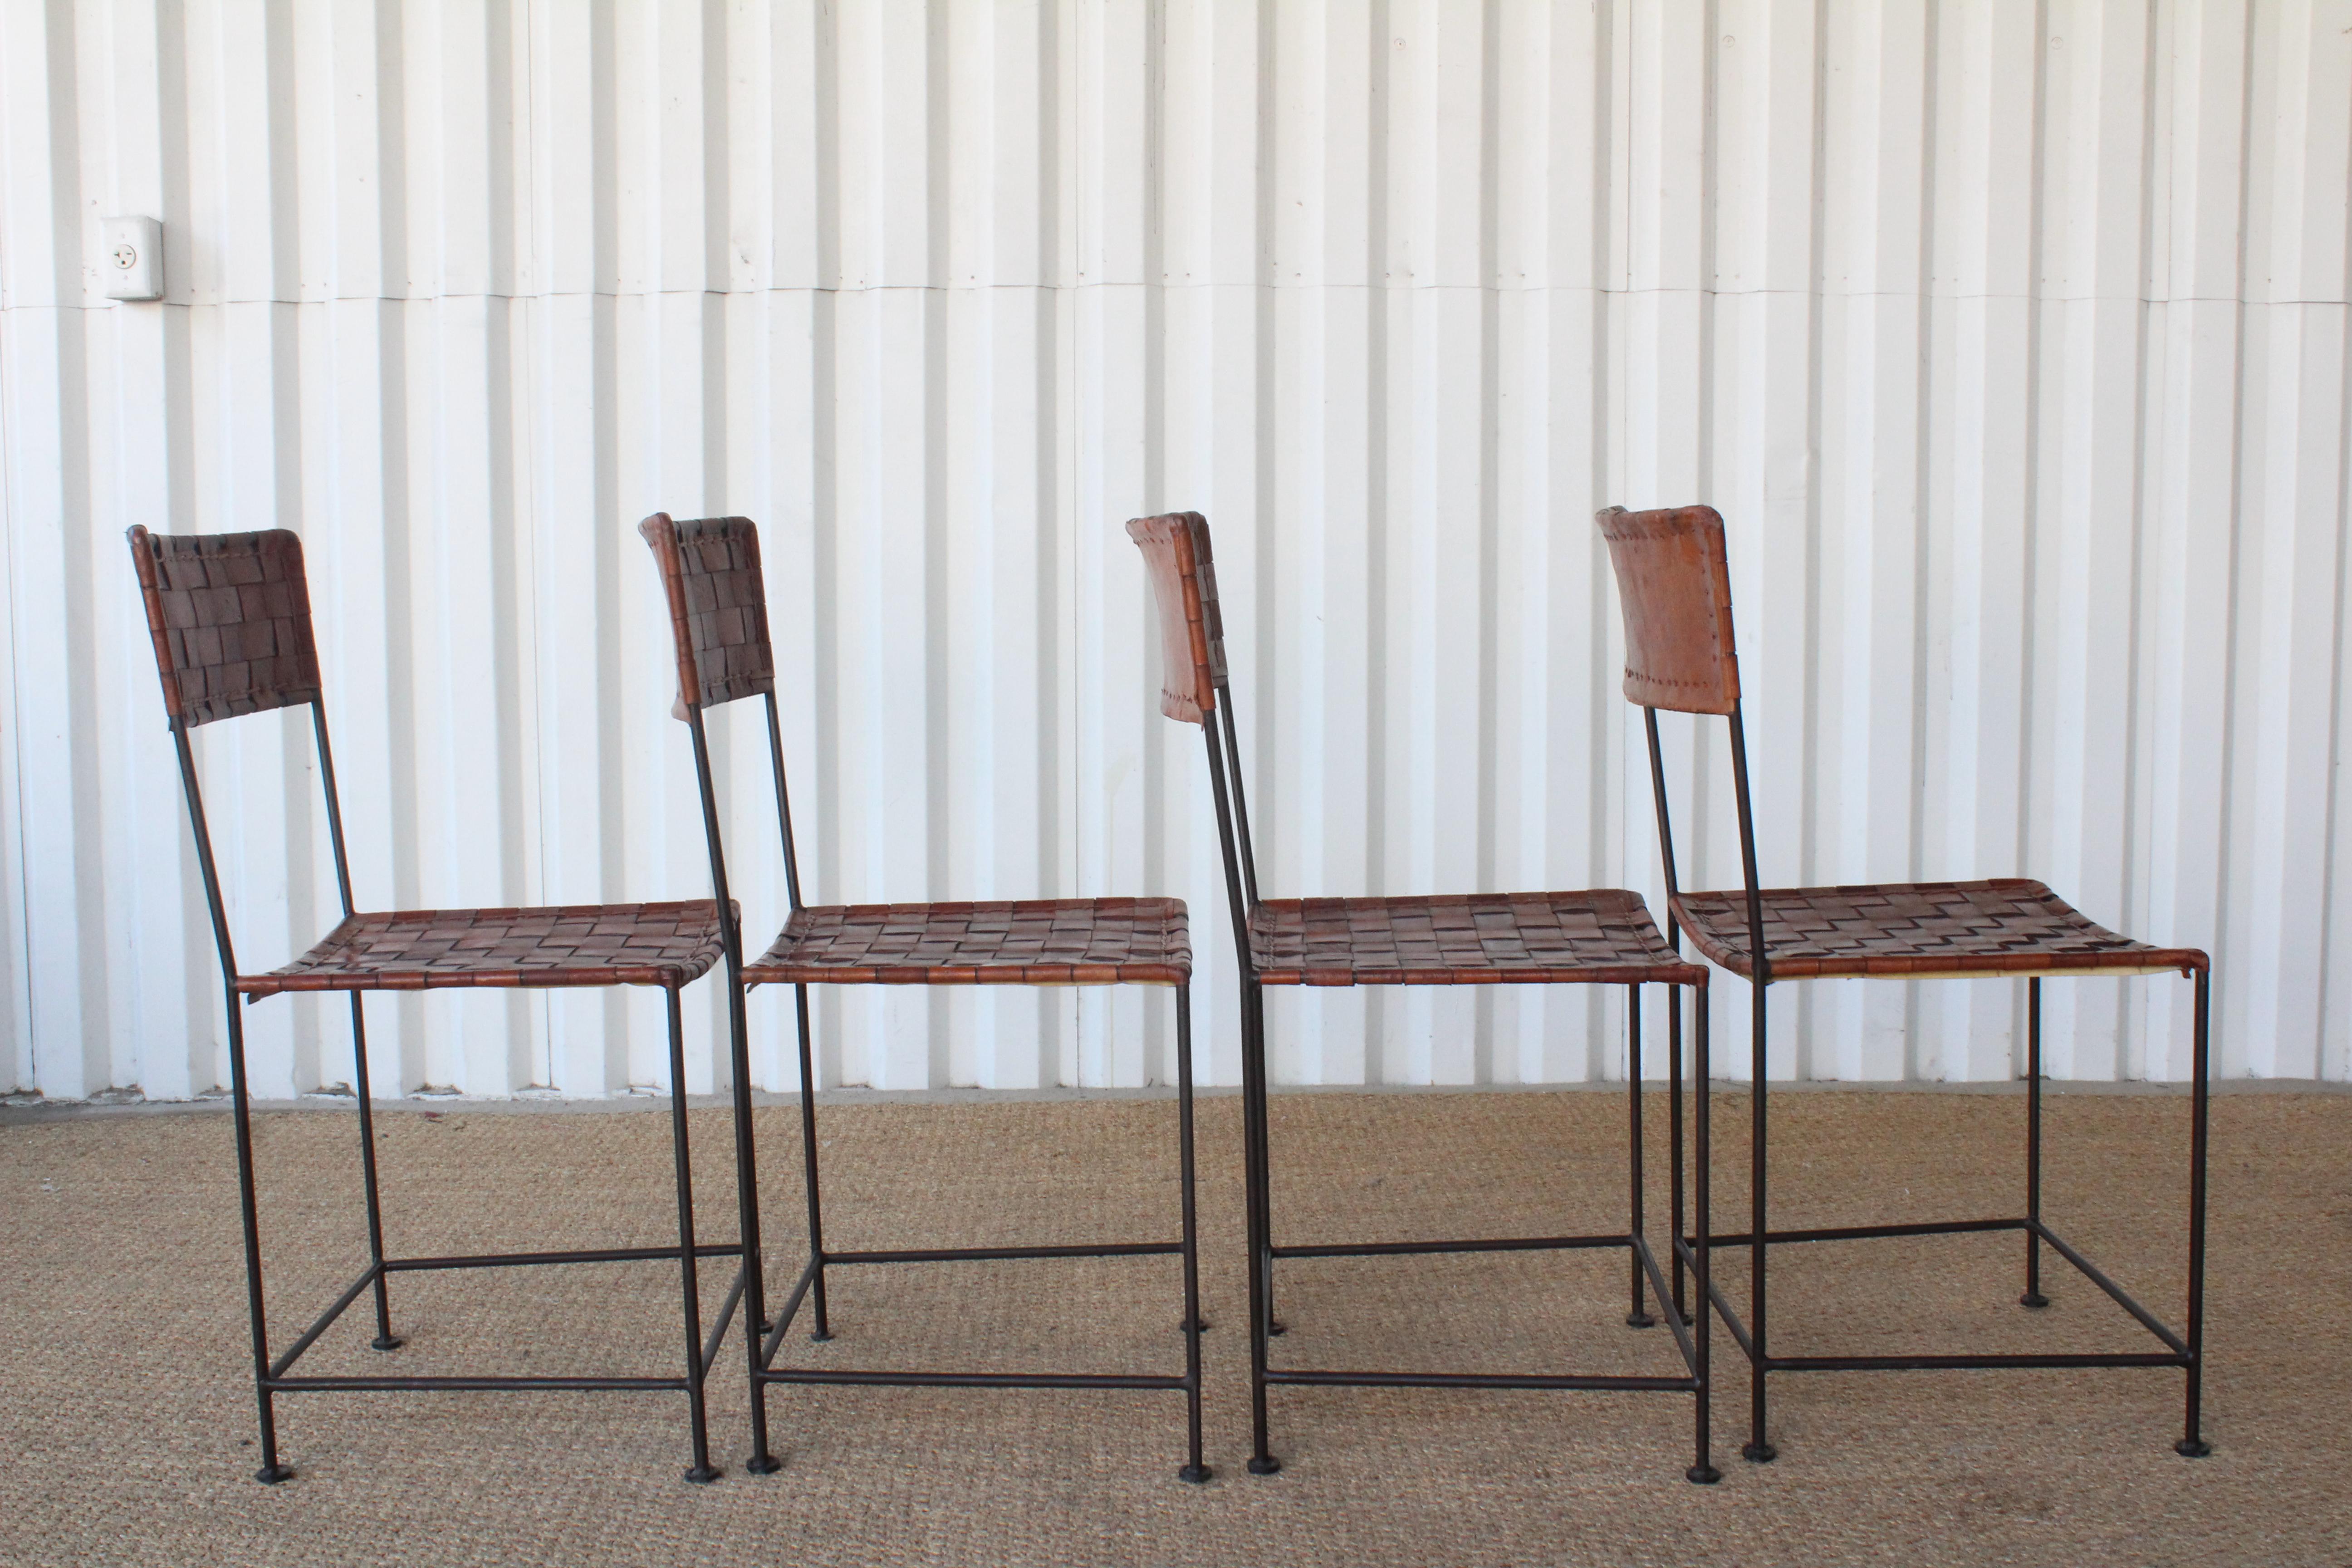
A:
[1175, 985, 1210, 1483]
[665, 985, 720, 1483]
[1627, 985, 1653, 1327]
[2177, 968, 2213, 1457]
[2022, 978, 2048, 1309]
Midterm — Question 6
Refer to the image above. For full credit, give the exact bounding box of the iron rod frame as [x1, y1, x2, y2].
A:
[1639, 701, 2211, 1464]
[169, 704, 735, 1485]
[694, 693, 1209, 1484]
[742, 983, 1209, 1483]
[1202, 712, 1717, 1483]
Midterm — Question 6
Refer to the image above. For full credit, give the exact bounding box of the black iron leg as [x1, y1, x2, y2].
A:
[1744, 976, 1775, 1464]
[1668, 983, 1689, 1325]
[348, 993, 402, 1350]
[1242, 977, 1279, 1475]
[1627, 985, 1655, 1328]
[1246, 982, 1282, 1339]
[227, 1003, 292, 1484]
[2021, 978, 2048, 1309]
[729, 977, 780, 1476]
[1689, 981, 1720, 1484]
[664, 987, 720, 1484]
[1175, 985, 1211, 1484]
[2177, 968, 2212, 1458]
[794, 983, 833, 1342]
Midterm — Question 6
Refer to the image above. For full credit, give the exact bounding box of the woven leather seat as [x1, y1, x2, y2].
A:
[1671, 879, 2205, 982]
[239, 901, 728, 997]
[642, 514, 1214, 1483]
[745, 897, 1189, 986]
[1250, 891, 1705, 987]
[1131, 510, 1718, 1484]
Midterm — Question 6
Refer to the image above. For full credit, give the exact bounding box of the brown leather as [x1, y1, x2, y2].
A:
[238, 900, 729, 996]
[1124, 512, 1227, 724]
[125, 526, 323, 727]
[638, 513, 777, 719]
[745, 897, 1190, 986]
[1671, 879, 2209, 980]
[1595, 505, 1740, 715]
[1249, 890, 1705, 987]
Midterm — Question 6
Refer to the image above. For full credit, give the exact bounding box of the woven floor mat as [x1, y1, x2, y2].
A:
[0, 1088, 2343, 1566]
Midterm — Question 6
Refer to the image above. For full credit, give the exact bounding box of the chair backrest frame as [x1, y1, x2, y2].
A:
[1126, 512, 1262, 974]
[637, 513, 808, 964]
[127, 525, 360, 986]
[1597, 505, 1772, 986]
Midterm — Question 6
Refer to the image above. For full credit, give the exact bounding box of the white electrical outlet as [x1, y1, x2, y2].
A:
[100, 216, 163, 301]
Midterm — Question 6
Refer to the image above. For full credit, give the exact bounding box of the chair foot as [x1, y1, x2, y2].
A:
[370, 1334, 405, 1351]
[758, 1320, 775, 1336]
[2019, 1292, 2050, 1310]
[1181, 1317, 1210, 1333]
[684, 1465, 722, 1485]
[1247, 1455, 1282, 1475]
[1178, 1464, 1213, 1485]
[745, 1453, 783, 1475]
[1265, 1319, 1286, 1337]
[1626, 1310, 1658, 1329]
[2175, 1438, 2212, 1459]
[1741, 1442, 1777, 1464]
[254, 1464, 294, 1485]
[1686, 1465, 1722, 1485]
[809, 1330, 834, 1343]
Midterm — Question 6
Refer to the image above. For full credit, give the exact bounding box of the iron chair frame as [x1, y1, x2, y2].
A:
[1130, 511, 1719, 1484]
[1608, 506, 2211, 1465]
[129, 525, 743, 1486]
[640, 513, 1210, 1484]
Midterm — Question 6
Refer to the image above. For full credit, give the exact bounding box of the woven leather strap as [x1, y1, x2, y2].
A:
[126, 527, 323, 727]
[639, 512, 777, 719]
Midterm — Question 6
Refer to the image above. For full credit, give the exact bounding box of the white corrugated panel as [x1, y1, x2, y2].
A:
[2, 0, 2346, 1102]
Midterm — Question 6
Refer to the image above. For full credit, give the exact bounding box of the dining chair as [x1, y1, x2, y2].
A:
[1128, 510, 1720, 1483]
[1597, 502, 2211, 1464]
[639, 512, 1210, 1482]
[127, 526, 739, 1484]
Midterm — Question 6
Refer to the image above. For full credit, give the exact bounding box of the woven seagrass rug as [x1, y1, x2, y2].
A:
[1, 1087, 2344, 1566]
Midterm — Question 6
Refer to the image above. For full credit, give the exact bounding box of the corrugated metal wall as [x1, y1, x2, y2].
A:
[2, 1, 2347, 1102]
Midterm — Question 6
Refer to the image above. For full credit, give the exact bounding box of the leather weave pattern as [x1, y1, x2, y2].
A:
[1671, 879, 2208, 980]
[126, 527, 323, 728]
[1249, 891, 1704, 987]
[639, 513, 777, 715]
[239, 901, 728, 995]
[747, 897, 1191, 986]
